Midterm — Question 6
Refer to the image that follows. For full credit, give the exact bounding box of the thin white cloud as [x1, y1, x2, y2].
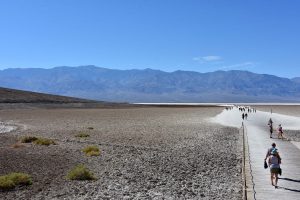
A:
[202, 56, 222, 61]
[193, 55, 222, 63]
[219, 62, 256, 70]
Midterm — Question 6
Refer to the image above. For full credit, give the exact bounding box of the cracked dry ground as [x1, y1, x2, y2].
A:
[0, 107, 242, 199]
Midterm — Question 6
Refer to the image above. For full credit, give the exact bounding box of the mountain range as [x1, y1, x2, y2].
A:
[1, 65, 300, 103]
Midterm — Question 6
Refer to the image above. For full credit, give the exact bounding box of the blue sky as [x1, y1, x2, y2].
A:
[0, 0, 300, 78]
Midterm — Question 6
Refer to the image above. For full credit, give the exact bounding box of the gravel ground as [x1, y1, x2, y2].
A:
[0, 106, 242, 199]
[283, 130, 300, 142]
[256, 105, 300, 141]
[255, 105, 300, 117]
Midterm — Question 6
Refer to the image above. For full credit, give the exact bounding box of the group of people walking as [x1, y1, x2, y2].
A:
[239, 106, 256, 113]
[268, 118, 284, 139]
[266, 117, 284, 189]
[231, 106, 287, 189]
[238, 106, 256, 120]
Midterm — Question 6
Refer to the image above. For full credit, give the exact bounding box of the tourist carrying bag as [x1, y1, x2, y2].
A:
[264, 160, 268, 169]
[279, 168, 282, 176]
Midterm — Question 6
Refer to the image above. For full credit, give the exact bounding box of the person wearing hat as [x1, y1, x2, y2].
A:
[265, 143, 277, 160]
[265, 143, 282, 188]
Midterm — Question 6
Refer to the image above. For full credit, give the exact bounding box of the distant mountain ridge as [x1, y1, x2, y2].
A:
[1, 65, 300, 103]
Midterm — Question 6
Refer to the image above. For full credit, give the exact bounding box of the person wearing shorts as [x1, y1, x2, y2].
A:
[267, 147, 281, 188]
[277, 124, 284, 139]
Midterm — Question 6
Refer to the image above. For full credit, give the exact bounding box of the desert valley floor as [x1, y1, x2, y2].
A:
[0, 106, 243, 199]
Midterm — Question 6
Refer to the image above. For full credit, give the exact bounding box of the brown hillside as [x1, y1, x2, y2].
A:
[0, 87, 94, 103]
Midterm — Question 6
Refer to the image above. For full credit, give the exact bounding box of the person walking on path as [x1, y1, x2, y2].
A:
[268, 118, 273, 138]
[245, 113, 248, 120]
[264, 143, 281, 188]
[268, 118, 273, 126]
[268, 149, 281, 188]
[269, 123, 273, 138]
[242, 113, 245, 120]
[277, 124, 284, 139]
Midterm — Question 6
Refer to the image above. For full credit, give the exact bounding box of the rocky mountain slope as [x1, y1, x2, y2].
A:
[1, 66, 300, 102]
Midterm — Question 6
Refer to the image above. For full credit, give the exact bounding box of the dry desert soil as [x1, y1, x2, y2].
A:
[0, 106, 243, 199]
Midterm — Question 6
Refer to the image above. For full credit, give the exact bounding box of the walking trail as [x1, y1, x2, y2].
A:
[211, 107, 300, 200]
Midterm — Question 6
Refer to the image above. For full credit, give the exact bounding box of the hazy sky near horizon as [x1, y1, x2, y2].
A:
[1, 0, 300, 78]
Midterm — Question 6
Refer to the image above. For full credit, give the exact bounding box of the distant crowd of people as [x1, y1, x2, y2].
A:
[238, 106, 256, 120]
[238, 106, 256, 113]
[225, 105, 257, 121]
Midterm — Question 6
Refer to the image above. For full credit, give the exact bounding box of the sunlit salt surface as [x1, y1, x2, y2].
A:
[0, 122, 16, 133]
[210, 107, 300, 130]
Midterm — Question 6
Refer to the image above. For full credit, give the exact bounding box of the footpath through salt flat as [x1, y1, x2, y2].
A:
[211, 107, 300, 200]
